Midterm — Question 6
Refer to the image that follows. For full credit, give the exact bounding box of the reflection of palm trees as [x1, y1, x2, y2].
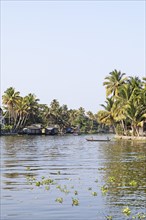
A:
[100, 140, 146, 204]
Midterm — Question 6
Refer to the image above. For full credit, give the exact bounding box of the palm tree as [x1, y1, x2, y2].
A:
[97, 98, 117, 134]
[2, 87, 20, 125]
[14, 97, 29, 130]
[25, 93, 40, 124]
[103, 70, 127, 97]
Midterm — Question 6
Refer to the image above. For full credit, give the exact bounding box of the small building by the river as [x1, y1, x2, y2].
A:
[23, 124, 42, 135]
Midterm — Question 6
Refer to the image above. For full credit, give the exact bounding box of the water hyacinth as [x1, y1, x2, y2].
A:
[122, 206, 131, 216]
[55, 197, 63, 203]
[72, 198, 79, 206]
[92, 192, 97, 196]
[129, 180, 138, 187]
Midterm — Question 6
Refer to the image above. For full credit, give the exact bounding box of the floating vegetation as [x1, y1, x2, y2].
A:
[106, 216, 113, 220]
[24, 165, 145, 217]
[74, 190, 78, 195]
[101, 185, 108, 195]
[135, 212, 146, 219]
[108, 176, 116, 183]
[55, 197, 63, 203]
[129, 180, 138, 187]
[122, 206, 131, 216]
[72, 198, 79, 206]
[45, 186, 50, 191]
[92, 192, 97, 196]
[42, 178, 54, 185]
[35, 181, 41, 187]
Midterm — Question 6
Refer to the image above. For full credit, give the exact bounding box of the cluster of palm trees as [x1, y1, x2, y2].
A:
[2, 70, 145, 136]
[97, 70, 146, 136]
[1, 87, 99, 133]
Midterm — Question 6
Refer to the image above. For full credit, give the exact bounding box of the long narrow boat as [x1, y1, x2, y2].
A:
[86, 138, 111, 142]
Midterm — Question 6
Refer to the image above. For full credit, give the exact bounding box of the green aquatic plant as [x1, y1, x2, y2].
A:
[129, 180, 138, 187]
[122, 206, 131, 216]
[108, 176, 115, 183]
[42, 178, 54, 185]
[56, 185, 61, 189]
[72, 198, 79, 206]
[55, 197, 63, 203]
[95, 178, 98, 183]
[45, 186, 50, 190]
[91, 192, 97, 196]
[106, 216, 113, 220]
[57, 171, 61, 175]
[136, 212, 146, 219]
[35, 181, 41, 187]
[101, 185, 108, 195]
[74, 190, 78, 195]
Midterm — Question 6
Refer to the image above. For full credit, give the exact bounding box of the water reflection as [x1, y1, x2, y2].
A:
[1, 135, 146, 220]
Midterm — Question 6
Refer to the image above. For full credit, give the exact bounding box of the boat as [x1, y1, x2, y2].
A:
[86, 137, 111, 142]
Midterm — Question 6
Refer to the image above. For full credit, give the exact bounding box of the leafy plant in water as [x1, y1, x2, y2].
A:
[55, 197, 63, 203]
[72, 198, 79, 206]
[74, 190, 78, 195]
[108, 176, 115, 183]
[137, 212, 146, 219]
[106, 216, 113, 220]
[92, 192, 97, 196]
[129, 180, 138, 187]
[35, 181, 41, 187]
[101, 185, 108, 195]
[88, 187, 92, 190]
[45, 186, 50, 190]
[122, 206, 131, 216]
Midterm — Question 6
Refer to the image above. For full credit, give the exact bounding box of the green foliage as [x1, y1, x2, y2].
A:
[72, 198, 79, 206]
[122, 206, 131, 216]
[55, 197, 63, 203]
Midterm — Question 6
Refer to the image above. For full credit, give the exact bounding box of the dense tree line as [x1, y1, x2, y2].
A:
[1, 70, 145, 136]
[1, 88, 99, 133]
[97, 70, 146, 136]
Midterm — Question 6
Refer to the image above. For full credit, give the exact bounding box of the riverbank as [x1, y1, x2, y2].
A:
[115, 135, 146, 141]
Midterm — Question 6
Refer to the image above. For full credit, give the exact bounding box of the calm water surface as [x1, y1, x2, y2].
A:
[1, 134, 146, 220]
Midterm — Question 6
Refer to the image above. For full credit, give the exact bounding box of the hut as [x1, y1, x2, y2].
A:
[44, 127, 58, 135]
[23, 124, 42, 135]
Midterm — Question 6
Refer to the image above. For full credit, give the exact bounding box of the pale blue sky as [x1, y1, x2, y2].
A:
[1, 0, 145, 113]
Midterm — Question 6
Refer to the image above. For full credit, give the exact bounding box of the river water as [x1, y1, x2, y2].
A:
[1, 134, 146, 220]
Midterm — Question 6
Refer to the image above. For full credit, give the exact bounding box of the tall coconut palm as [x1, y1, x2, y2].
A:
[97, 98, 117, 134]
[25, 93, 40, 124]
[103, 70, 127, 97]
[14, 97, 29, 130]
[2, 87, 20, 125]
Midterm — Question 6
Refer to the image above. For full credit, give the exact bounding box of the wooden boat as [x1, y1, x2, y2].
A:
[86, 138, 111, 142]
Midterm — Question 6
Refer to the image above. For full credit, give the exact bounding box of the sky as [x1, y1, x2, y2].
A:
[0, 0, 145, 113]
